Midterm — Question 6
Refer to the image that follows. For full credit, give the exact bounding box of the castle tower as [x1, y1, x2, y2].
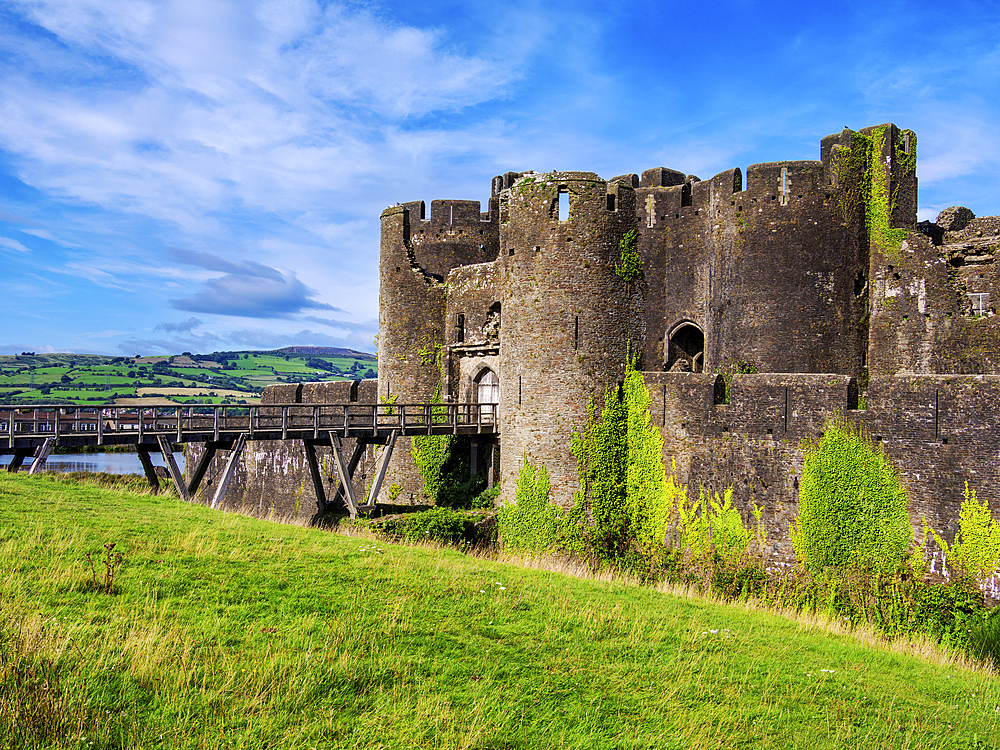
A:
[497, 172, 642, 506]
[378, 197, 499, 503]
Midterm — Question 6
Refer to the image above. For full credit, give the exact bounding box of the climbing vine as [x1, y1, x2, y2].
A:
[834, 126, 910, 260]
[792, 416, 911, 575]
[498, 354, 762, 571]
[497, 457, 561, 552]
[409, 339, 491, 508]
[930, 482, 1000, 581]
[615, 229, 641, 282]
[411, 339, 452, 503]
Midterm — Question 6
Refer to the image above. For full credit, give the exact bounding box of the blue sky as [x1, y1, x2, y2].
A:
[2, 0, 999, 356]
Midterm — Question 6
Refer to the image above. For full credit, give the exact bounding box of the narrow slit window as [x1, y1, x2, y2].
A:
[606, 194, 616, 211]
[449, 204, 454, 225]
[518, 375, 522, 405]
[558, 189, 569, 221]
[574, 316, 579, 349]
[456, 314, 465, 343]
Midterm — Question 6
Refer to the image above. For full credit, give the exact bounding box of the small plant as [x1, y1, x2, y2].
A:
[85, 542, 124, 594]
[714, 357, 759, 404]
[382, 507, 467, 545]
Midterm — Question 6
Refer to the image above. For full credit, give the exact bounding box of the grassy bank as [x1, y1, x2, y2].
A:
[1, 473, 998, 749]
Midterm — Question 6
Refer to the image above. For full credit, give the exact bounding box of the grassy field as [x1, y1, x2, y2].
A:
[1, 472, 998, 750]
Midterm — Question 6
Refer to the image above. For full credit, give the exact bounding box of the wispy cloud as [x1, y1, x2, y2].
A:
[3, 0, 1000, 354]
[0, 237, 31, 252]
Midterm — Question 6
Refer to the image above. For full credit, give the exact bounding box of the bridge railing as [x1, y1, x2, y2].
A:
[1, 402, 498, 447]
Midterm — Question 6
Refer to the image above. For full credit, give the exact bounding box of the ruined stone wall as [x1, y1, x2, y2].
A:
[647, 372, 1000, 559]
[869, 206, 1000, 376]
[183, 380, 379, 520]
[497, 172, 643, 507]
[442, 260, 500, 402]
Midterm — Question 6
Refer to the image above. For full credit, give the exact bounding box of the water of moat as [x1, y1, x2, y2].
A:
[0, 451, 186, 475]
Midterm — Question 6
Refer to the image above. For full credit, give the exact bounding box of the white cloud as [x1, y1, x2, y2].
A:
[0, 237, 31, 252]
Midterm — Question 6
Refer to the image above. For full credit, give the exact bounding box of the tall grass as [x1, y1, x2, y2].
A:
[2, 472, 999, 749]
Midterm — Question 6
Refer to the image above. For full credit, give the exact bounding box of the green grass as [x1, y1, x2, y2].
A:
[2, 473, 998, 749]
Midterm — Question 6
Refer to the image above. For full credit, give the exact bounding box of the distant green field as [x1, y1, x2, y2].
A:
[0, 350, 377, 406]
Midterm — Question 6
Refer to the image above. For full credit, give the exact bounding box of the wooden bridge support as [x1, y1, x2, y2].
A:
[157, 436, 189, 502]
[25, 437, 55, 475]
[136, 445, 161, 493]
[210, 434, 247, 510]
[326, 430, 398, 519]
[6, 447, 33, 473]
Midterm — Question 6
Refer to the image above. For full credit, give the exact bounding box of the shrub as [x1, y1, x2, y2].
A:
[930, 482, 1000, 581]
[966, 606, 1000, 669]
[793, 418, 910, 576]
[382, 507, 467, 546]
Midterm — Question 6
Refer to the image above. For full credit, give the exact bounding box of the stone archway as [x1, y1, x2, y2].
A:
[666, 323, 705, 373]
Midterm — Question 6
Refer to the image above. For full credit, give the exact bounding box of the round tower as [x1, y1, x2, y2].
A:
[498, 172, 641, 507]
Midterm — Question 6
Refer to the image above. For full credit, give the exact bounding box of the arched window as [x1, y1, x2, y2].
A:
[475, 369, 499, 420]
[666, 323, 705, 373]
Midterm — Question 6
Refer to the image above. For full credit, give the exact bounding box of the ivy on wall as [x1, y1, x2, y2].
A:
[409, 339, 493, 508]
[792, 417, 911, 575]
[411, 340, 453, 504]
[615, 229, 641, 282]
[498, 356, 763, 570]
[496, 457, 561, 552]
[930, 482, 1000, 581]
[834, 126, 914, 260]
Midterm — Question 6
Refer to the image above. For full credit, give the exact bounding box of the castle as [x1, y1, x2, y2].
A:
[375, 123, 1000, 552]
[185, 123, 999, 556]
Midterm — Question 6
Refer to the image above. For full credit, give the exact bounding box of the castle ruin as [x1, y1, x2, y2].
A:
[375, 123, 1000, 552]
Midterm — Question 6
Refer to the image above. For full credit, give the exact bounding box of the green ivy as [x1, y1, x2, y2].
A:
[894, 129, 917, 175]
[497, 457, 561, 552]
[929, 482, 1000, 581]
[834, 127, 909, 260]
[615, 229, 641, 282]
[792, 417, 911, 575]
[499, 355, 761, 572]
[411, 339, 453, 503]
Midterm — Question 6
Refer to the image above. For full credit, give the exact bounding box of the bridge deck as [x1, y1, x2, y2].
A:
[1, 402, 498, 452]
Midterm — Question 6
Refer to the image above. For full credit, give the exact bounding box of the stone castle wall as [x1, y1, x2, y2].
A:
[650, 372, 1000, 558]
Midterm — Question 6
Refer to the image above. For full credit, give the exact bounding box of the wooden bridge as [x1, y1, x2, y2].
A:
[1, 402, 498, 518]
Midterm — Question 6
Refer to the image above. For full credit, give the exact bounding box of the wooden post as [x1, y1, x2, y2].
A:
[210, 434, 247, 510]
[330, 434, 359, 517]
[157, 435, 189, 502]
[27, 437, 55, 475]
[332, 440, 367, 507]
[303, 439, 328, 514]
[365, 430, 398, 507]
[187, 442, 219, 496]
[7, 447, 32, 473]
[137, 444, 160, 493]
